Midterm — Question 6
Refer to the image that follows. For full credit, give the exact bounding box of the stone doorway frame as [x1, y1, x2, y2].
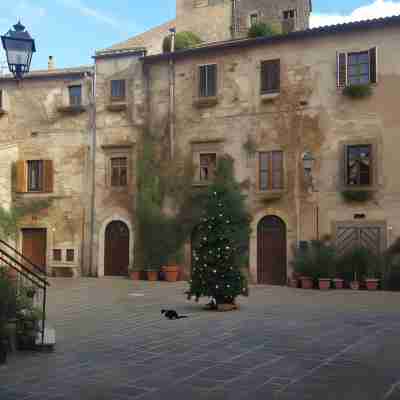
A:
[98, 215, 134, 277]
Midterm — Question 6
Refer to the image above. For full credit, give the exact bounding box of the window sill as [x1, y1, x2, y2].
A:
[57, 105, 87, 114]
[106, 101, 127, 112]
[193, 96, 219, 108]
[255, 190, 285, 199]
[192, 181, 212, 187]
[260, 92, 280, 102]
[109, 186, 129, 192]
[340, 185, 378, 192]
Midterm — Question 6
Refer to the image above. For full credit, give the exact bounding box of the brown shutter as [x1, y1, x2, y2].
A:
[15, 160, 27, 193]
[256, 152, 260, 191]
[43, 160, 54, 193]
[369, 47, 377, 84]
[342, 144, 348, 188]
[337, 52, 347, 88]
[275, 60, 281, 92]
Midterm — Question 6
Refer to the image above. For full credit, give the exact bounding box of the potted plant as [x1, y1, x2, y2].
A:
[315, 242, 336, 290]
[163, 249, 183, 283]
[128, 266, 141, 281]
[339, 246, 371, 290]
[365, 260, 381, 291]
[291, 242, 315, 289]
[146, 268, 159, 282]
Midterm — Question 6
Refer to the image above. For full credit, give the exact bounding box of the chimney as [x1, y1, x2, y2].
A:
[48, 56, 55, 70]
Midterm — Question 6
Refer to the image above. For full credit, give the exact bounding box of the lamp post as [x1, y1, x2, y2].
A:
[1, 21, 36, 80]
[302, 150, 315, 191]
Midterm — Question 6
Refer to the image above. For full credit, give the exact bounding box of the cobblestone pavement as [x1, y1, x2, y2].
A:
[1, 278, 400, 400]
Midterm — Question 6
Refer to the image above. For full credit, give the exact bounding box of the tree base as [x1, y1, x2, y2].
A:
[217, 303, 239, 312]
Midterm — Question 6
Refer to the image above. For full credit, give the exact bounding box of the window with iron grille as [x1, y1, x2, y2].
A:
[27, 160, 44, 192]
[283, 9, 296, 19]
[66, 249, 75, 262]
[250, 13, 258, 26]
[200, 153, 217, 181]
[69, 85, 82, 106]
[260, 60, 280, 94]
[348, 51, 370, 85]
[53, 249, 62, 262]
[199, 64, 217, 98]
[346, 145, 372, 186]
[111, 80, 126, 101]
[259, 151, 283, 191]
[111, 157, 128, 187]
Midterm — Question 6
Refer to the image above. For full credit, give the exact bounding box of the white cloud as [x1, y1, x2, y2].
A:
[56, 0, 134, 33]
[310, 0, 400, 28]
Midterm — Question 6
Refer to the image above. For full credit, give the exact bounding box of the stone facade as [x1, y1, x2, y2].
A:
[0, 67, 93, 277]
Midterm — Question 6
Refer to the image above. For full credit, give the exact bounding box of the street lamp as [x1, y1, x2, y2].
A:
[1, 21, 36, 80]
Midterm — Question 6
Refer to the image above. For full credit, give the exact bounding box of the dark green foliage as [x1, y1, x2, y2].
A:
[341, 190, 372, 202]
[291, 240, 336, 279]
[248, 22, 279, 38]
[381, 239, 400, 290]
[187, 156, 251, 305]
[242, 136, 257, 157]
[337, 246, 379, 281]
[163, 31, 203, 53]
[342, 84, 372, 98]
[0, 268, 16, 338]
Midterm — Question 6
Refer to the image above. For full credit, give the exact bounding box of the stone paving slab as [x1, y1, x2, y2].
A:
[1, 278, 400, 399]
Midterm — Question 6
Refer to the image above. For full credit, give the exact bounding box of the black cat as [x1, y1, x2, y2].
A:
[161, 309, 188, 320]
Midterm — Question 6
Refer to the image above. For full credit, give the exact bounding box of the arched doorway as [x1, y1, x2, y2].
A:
[257, 215, 287, 285]
[104, 221, 130, 276]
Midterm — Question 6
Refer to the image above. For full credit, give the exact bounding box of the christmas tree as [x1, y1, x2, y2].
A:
[187, 156, 250, 306]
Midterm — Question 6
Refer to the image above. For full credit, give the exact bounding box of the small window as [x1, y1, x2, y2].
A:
[261, 60, 280, 94]
[259, 151, 283, 191]
[283, 9, 296, 19]
[53, 249, 62, 262]
[346, 145, 372, 186]
[348, 51, 370, 85]
[111, 157, 128, 187]
[199, 64, 217, 98]
[69, 85, 82, 106]
[111, 80, 126, 101]
[66, 249, 75, 262]
[27, 160, 43, 192]
[200, 153, 217, 181]
[250, 13, 258, 26]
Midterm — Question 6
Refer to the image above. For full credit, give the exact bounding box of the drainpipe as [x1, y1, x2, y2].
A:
[169, 28, 176, 160]
[88, 64, 97, 277]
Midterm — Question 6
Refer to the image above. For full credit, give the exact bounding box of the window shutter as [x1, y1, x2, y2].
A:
[15, 160, 27, 193]
[256, 152, 260, 191]
[342, 144, 348, 187]
[337, 52, 347, 88]
[43, 160, 54, 193]
[369, 47, 377, 84]
[274, 60, 281, 92]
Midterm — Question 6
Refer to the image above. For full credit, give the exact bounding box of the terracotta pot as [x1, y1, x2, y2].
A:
[365, 279, 379, 291]
[333, 278, 344, 289]
[318, 278, 331, 290]
[129, 271, 141, 280]
[350, 281, 360, 290]
[6, 268, 18, 281]
[146, 271, 158, 281]
[163, 265, 180, 282]
[300, 276, 313, 289]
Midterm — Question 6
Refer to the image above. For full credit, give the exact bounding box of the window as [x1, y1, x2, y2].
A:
[66, 249, 75, 262]
[200, 153, 217, 181]
[346, 145, 372, 186]
[261, 60, 280, 94]
[111, 157, 128, 187]
[337, 48, 377, 88]
[250, 13, 258, 26]
[199, 64, 217, 98]
[69, 85, 82, 106]
[283, 9, 296, 19]
[348, 52, 370, 85]
[27, 160, 44, 192]
[259, 151, 283, 191]
[53, 249, 62, 262]
[111, 80, 126, 101]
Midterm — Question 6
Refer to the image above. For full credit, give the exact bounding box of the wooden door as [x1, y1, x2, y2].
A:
[257, 216, 287, 285]
[22, 228, 47, 272]
[105, 221, 129, 276]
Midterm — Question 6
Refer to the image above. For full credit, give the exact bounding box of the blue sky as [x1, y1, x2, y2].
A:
[0, 0, 400, 71]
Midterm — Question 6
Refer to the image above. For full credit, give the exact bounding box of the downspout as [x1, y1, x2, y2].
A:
[88, 63, 97, 277]
[169, 28, 176, 160]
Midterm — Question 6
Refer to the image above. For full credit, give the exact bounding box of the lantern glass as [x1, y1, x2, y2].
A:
[302, 151, 315, 172]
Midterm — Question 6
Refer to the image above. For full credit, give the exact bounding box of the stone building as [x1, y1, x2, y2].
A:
[1, 0, 400, 285]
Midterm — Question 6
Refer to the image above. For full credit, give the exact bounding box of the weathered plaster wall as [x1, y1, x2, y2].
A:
[0, 74, 91, 276]
[146, 25, 400, 282]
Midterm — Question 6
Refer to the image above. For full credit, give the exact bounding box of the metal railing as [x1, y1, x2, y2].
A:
[0, 239, 49, 346]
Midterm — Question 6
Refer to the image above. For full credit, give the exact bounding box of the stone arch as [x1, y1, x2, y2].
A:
[98, 215, 134, 277]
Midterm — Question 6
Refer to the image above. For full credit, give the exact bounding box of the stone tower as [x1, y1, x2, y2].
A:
[175, 0, 312, 43]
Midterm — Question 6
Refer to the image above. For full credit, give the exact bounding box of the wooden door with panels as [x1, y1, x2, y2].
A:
[104, 221, 130, 276]
[22, 228, 47, 272]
